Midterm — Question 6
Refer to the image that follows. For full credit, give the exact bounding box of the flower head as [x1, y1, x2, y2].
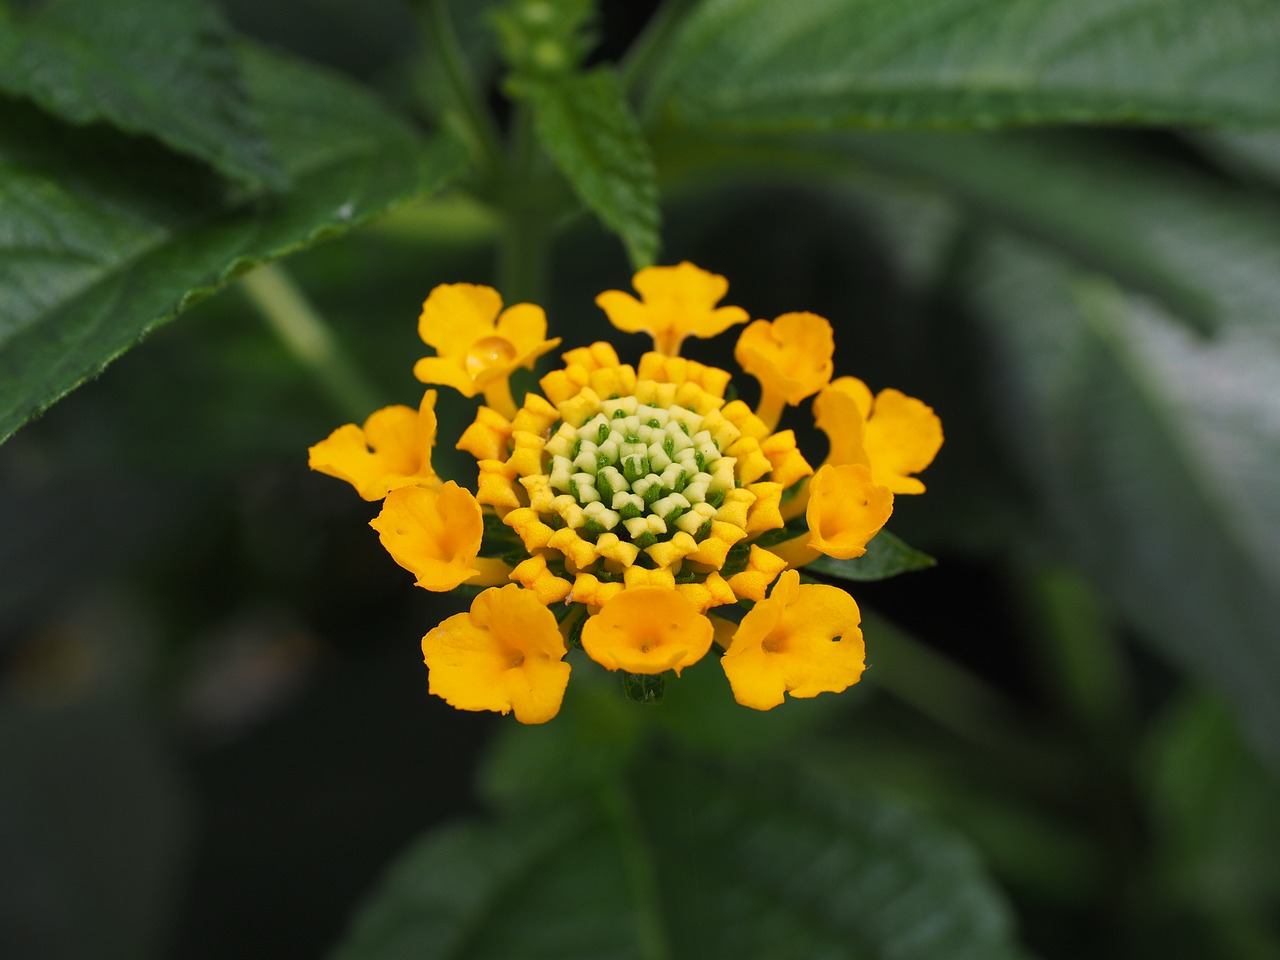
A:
[424, 585, 570, 723]
[596, 262, 748, 356]
[310, 263, 940, 721]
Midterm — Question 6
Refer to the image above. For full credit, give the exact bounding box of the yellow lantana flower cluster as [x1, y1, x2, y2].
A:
[309, 263, 942, 723]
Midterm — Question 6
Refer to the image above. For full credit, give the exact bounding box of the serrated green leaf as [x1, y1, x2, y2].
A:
[647, 0, 1280, 131]
[0, 0, 284, 187]
[521, 67, 659, 269]
[805, 529, 937, 581]
[332, 757, 1023, 960]
[0, 45, 469, 445]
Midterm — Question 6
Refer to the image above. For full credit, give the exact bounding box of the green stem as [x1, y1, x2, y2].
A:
[599, 781, 671, 960]
[1014, 563, 1132, 738]
[418, 0, 503, 172]
[862, 610, 1041, 760]
[240, 263, 383, 420]
[497, 104, 548, 304]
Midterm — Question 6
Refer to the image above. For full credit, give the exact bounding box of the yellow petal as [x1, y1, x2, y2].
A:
[862, 388, 944, 494]
[510, 553, 573, 604]
[816, 378, 942, 494]
[636, 352, 733, 398]
[418, 283, 502, 354]
[581, 588, 714, 675]
[725, 545, 788, 602]
[370, 482, 485, 590]
[561, 341, 621, 371]
[805, 463, 893, 560]
[307, 391, 439, 500]
[415, 284, 559, 399]
[596, 262, 748, 356]
[721, 570, 865, 710]
[734, 312, 834, 407]
[423, 585, 570, 724]
[759, 430, 814, 489]
[456, 405, 512, 462]
[813, 378, 871, 470]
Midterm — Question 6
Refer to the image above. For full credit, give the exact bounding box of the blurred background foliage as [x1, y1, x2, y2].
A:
[3, 0, 1280, 957]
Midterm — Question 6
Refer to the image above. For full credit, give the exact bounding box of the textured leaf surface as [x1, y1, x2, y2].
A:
[0, 46, 467, 444]
[332, 758, 1022, 960]
[0, 0, 283, 186]
[523, 67, 659, 268]
[806, 529, 937, 581]
[647, 0, 1280, 131]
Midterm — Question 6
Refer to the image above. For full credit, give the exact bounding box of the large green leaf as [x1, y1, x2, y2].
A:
[646, 0, 1280, 131]
[0, 0, 283, 187]
[963, 232, 1280, 771]
[0, 46, 468, 444]
[521, 67, 660, 269]
[331, 757, 1022, 960]
[1144, 694, 1280, 913]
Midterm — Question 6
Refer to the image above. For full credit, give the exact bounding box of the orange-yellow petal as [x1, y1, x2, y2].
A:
[510, 554, 573, 604]
[725, 545, 789, 602]
[720, 570, 865, 710]
[456, 405, 513, 462]
[370, 482, 485, 590]
[561, 341, 621, 372]
[636, 352, 733, 398]
[417, 283, 503, 355]
[813, 378, 871, 469]
[759, 430, 814, 489]
[581, 588, 714, 675]
[816, 377, 943, 494]
[806, 463, 893, 560]
[307, 391, 439, 501]
[414, 283, 560, 397]
[734, 312, 834, 407]
[862, 388, 944, 494]
[423, 585, 570, 723]
[596, 262, 748, 356]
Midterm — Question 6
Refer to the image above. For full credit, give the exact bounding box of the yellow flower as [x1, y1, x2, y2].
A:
[720, 570, 865, 710]
[307, 390, 439, 501]
[413, 283, 560, 418]
[769, 463, 893, 568]
[369, 482, 508, 591]
[310, 262, 941, 719]
[581, 588, 714, 675]
[815, 377, 943, 494]
[596, 262, 749, 356]
[806, 463, 894, 560]
[734, 312, 834, 430]
[423, 585, 570, 723]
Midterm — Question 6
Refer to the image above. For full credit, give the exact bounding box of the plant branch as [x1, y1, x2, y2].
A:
[240, 263, 383, 420]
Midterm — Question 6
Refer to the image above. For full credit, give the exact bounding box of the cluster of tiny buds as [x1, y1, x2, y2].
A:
[542, 399, 737, 547]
